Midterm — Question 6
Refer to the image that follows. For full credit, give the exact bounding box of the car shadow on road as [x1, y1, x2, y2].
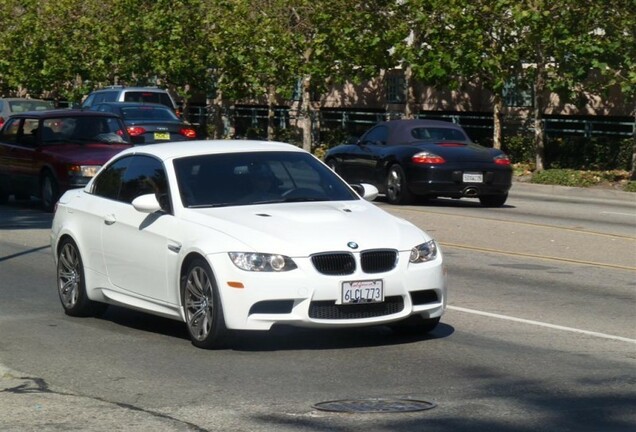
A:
[374, 195, 516, 209]
[0, 198, 52, 230]
[98, 305, 455, 351]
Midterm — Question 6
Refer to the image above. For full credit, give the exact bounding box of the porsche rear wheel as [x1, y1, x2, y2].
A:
[386, 164, 413, 205]
[57, 238, 106, 317]
[182, 258, 227, 349]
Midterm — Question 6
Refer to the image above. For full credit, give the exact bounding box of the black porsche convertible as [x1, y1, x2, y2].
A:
[324, 119, 513, 206]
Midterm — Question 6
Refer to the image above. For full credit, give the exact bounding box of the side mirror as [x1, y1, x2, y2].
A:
[350, 183, 379, 201]
[132, 193, 162, 213]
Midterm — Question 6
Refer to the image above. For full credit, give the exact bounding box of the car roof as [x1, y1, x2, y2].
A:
[379, 119, 465, 130]
[92, 102, 170, 108]
[91, 86, 168, 92]
[9, 109, 121, 118]
[117, 140, 305, 162]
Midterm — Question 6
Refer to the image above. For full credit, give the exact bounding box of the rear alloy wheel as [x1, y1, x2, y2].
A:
[390, 316, 440, 335]
[40, 171, 59, 212]
[182, 258, 227, 349]
[57, 238, 106, 317]
[479, 193, 508, 207]
[386, 164, 413, 205]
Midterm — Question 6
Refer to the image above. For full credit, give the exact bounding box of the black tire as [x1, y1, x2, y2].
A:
[479, 193, 508, 207]
[385, 164, 414, 205]
[0, 178, 9, 204]
[182, 258, 227, 349]
[390, 315, 440, 335]
[57, 237, 106, 317]
[40, 171, 59, 212]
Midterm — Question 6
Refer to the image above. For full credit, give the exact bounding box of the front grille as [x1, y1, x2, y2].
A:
[311, 253, 356, 275]
[361, 249, 398, 273]
[309, 296, 404, 319]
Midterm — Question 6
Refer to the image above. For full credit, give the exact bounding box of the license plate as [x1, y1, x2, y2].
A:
[463, 172, 483, 183]
[154, 132, 170, 140]
[341, 280, 383, 304]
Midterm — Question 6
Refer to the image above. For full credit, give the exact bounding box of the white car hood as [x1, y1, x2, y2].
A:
[182, 201, 430, 256]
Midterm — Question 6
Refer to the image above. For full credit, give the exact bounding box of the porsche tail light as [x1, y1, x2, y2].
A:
[412, 151, 446, 164]
[180, 128, 197, 138]
[494, 154, 511, 166]
[127, 126, 146, 136]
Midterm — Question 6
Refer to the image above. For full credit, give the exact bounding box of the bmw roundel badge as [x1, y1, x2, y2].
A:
[347, 241, 359, 249]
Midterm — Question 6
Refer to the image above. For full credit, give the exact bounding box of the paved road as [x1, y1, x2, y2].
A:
[0, 183, 634, 431]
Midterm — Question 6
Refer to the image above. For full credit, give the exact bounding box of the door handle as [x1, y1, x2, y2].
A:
[104, 214, 116, 225]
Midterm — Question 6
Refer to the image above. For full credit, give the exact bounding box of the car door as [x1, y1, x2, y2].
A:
[341, 124, 388, 185]
[96, 154, 180, 303]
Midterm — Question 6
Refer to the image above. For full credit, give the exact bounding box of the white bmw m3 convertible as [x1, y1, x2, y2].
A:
[51, 140, 447, 348]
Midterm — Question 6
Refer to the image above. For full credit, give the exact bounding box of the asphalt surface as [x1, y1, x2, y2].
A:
[0, 181, 634, 431]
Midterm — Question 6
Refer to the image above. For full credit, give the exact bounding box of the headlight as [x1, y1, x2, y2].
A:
[229, 252, 297, 272]
[68, 165, 101, 177]
[409, 240, 438, 263]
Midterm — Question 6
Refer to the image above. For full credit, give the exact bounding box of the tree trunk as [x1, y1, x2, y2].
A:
[533, 64, 547, 171]
[301, 76, 312, 152]
[492, 94, 503, 149]
[631, 107, 636, 180]
[404, 64, 415, 119]
[267, 84, 276, 141]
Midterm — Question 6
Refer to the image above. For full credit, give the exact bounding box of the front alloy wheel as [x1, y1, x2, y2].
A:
[182, 259, 227, 349]
[386, 164, 413, 205]
[57, 238, 105, 316]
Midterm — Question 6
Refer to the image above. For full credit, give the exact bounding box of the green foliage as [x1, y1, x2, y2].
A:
[502, 135, 535, 164]
[624, 181, 636, 193]
[545, 137, 632, 170]
[529, 168, 633, 190]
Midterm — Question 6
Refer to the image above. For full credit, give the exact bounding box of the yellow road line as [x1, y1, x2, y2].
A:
[441, 242, 636, 272]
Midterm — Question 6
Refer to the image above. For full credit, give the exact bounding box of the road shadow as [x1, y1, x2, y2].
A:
[98, 305, 454, 351]
[0, 198, 52, 230]
[374, 195, 516, 209]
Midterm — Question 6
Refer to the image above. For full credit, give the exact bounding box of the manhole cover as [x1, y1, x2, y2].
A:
[313, 398, 436, 413]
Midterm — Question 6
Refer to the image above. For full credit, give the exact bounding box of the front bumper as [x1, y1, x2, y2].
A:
[207, 250, 447, 331]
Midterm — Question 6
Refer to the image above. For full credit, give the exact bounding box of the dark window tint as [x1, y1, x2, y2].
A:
[120, 106, 178, 121]
[411, 127, 468, 141]
[123, 92, 174, 110]
[93, 91, 118, 103]
[92, 156, 132, 200]
[362, 125, 388, 145]
[119, 156, 168, 206]
[173, 151, 356, 208]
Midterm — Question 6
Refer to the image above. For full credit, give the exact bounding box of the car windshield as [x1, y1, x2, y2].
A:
[9, 100, 54, 113]
[174, 151, 359, 208]
[40, 116, 131, 145]
[119, 106, 179, 121]
[411, 127, 468, 141]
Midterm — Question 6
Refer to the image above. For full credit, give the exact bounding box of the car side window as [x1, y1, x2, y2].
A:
[362, 125, 388, 145]
[15, 119, 39, 147]
[0, 118, 20, 144]
[92, 156, 132, 200]
[119, 156, 171, 212]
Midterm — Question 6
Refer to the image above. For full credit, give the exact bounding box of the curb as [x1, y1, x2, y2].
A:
[510, 181, 636, 205]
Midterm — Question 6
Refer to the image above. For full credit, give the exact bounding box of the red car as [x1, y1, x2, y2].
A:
[0, 110, 133, 211]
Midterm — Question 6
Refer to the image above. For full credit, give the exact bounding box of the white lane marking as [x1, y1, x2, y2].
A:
[600, 211, 635, 217]
[448, 305, 636, 344]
